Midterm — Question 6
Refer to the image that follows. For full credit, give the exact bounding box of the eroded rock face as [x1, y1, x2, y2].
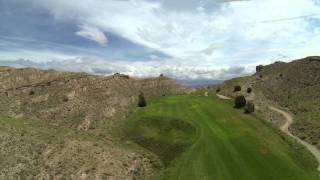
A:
[0, 66, 189, 179]
[0, 66, 188, 130]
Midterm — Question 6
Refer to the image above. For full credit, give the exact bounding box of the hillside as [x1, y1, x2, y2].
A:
[126, 95, 318, 179]
[0, 66, 189, 179]
[1, 61, 320, 179]
[210, 56, 320, 150]
[0, 66, 189, 130]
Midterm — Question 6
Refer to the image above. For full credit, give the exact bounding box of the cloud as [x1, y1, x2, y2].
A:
[0, 56, 253, 81]
[259, 14, 320, 23]
[75, 25, 108, 46]
[24, 0, 320, 59]
[1, 0, 320, 80]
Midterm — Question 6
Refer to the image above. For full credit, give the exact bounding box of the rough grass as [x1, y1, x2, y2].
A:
[126, 95, 319, 180]
[127, 116, 197, 166]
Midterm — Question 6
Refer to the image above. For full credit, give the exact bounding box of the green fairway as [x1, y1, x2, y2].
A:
[127, 95, 319, 180]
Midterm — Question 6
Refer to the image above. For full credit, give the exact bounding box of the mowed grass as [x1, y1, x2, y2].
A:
[126, 95, 319, 180]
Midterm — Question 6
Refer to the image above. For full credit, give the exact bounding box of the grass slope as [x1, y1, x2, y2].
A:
[127, 95, 319, 180]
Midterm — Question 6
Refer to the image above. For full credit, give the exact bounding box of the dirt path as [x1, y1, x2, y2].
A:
[269, 106, 320, 172]
[216, 94, 231, 100]
[216, 94, 320, 172]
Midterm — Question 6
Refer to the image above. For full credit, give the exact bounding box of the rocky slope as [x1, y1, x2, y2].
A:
[210, 56, 320, 150]
[0, 66, 188, 130]
[0, 66, 189, 179]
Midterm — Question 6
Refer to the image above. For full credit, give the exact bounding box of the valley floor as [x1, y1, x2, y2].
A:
[127, 95, 319, 180]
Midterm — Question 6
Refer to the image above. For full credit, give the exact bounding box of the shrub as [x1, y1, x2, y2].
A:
[234, 95, 246, 108]
[138, 92, 147, 107]
[216, 87, 221, 93]
[62, 97, 69, 102]
[244, 102, 255, 113]
[234, 85, 241, 92]
[247, 87, 252, 93]
[121, 75, 130, 79]
[29, 91, 35, 95]
[256, 65, 263, 72]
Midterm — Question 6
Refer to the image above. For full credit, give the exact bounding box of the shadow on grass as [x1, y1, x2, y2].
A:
[127, 116, 197, 166]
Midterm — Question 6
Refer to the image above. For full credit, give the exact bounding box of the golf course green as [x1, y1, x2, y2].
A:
[127, 95, 319, 180]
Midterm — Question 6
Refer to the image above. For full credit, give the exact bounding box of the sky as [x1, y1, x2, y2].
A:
[0, 0, 320, 83]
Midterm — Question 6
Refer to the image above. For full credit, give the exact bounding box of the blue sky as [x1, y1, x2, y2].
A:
[0, 0, 320, 81]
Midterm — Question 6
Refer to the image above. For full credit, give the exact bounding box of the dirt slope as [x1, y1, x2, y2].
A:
[0, 66, 188, 130]
[216, 93, 320, 173]
[269, 106, 320, 172]
[0, 66, 189, 179]
[210, 56, 320, 150]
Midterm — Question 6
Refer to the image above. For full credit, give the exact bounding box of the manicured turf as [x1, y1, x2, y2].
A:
[127, 95, 319, 180]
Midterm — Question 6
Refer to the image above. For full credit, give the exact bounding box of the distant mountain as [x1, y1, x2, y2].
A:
[177, 79, 223, 87]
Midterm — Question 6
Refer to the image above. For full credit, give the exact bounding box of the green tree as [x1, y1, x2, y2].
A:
[244, 101, 255, 113]
[234, 85, 241, 92]
[234, 95, 246, 108]
[216, 87, 221, 93]
[138, 92, 147, 107]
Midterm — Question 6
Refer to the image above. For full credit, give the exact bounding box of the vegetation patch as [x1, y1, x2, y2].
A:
[127, 116, 197, 166]
[234, 85, 242, 92]
[245, 101, 255, 113]
[234, 95, 247, 108]
[138, 92, 147, 107]
[125, 95, 319, 180]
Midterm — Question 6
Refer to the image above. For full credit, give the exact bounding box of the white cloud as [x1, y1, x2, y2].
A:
[27, 0, 320, 56]
[0, 49, 76, 63]
[76, 25, 108, 46]
[0, 54, 253, 80]
[7, 0, 320, 79]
